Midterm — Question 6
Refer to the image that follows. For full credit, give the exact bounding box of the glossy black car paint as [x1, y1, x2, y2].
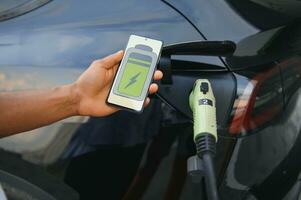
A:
[0, 0, 300, 199]
[219, 22, 301, 200]
[157, 1, 301, 199]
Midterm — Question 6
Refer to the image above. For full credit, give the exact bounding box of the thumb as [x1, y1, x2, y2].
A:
[102, 50, 124, 68]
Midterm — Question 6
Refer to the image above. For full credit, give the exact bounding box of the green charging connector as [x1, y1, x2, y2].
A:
[189, 79, 217, 143]
[188, 79, 219, 200]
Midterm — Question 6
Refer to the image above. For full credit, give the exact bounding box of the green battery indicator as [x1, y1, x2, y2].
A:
[117, 54, 152, 97]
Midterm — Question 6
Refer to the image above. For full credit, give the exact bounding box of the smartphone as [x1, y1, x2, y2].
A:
[107, 35, 163, 113]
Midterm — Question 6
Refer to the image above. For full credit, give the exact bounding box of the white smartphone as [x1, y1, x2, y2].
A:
[107, 35, 163, 113]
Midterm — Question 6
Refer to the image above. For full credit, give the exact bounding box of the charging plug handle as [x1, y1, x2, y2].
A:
[189, 79, 219, 200]
[158, 41, 236, 84]
[161, 40, 236, 57]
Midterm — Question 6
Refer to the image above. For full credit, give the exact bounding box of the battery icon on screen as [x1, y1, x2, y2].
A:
[118, 53, 152, 97]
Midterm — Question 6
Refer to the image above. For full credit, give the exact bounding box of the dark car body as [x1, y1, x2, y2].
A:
[0, 0, 300, 199]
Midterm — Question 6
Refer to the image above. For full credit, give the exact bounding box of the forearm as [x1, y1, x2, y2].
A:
[0, 84, 79, 137]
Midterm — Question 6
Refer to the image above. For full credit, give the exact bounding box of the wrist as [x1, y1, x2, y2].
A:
[65, 83, 81, 116]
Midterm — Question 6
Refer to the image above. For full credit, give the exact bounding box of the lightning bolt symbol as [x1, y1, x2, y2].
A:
[125, 72, 141, 89]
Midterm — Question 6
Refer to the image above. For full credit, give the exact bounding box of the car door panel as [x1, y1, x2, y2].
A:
[0, 0, 203, 165]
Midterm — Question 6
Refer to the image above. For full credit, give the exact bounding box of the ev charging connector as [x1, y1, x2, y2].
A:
[189, 79, 217, 144]
[188, 79, 219, 200]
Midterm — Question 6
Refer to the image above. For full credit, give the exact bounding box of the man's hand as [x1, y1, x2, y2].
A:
[0, 51, 163, 136]
[73, 50, 163, 117]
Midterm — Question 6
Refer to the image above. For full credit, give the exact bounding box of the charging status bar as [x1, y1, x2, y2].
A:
[117, 56, 151, 97]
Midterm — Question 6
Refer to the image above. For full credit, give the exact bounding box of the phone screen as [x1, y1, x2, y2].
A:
[108, 35, 162, 112]
[117, 52, 152, 97]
